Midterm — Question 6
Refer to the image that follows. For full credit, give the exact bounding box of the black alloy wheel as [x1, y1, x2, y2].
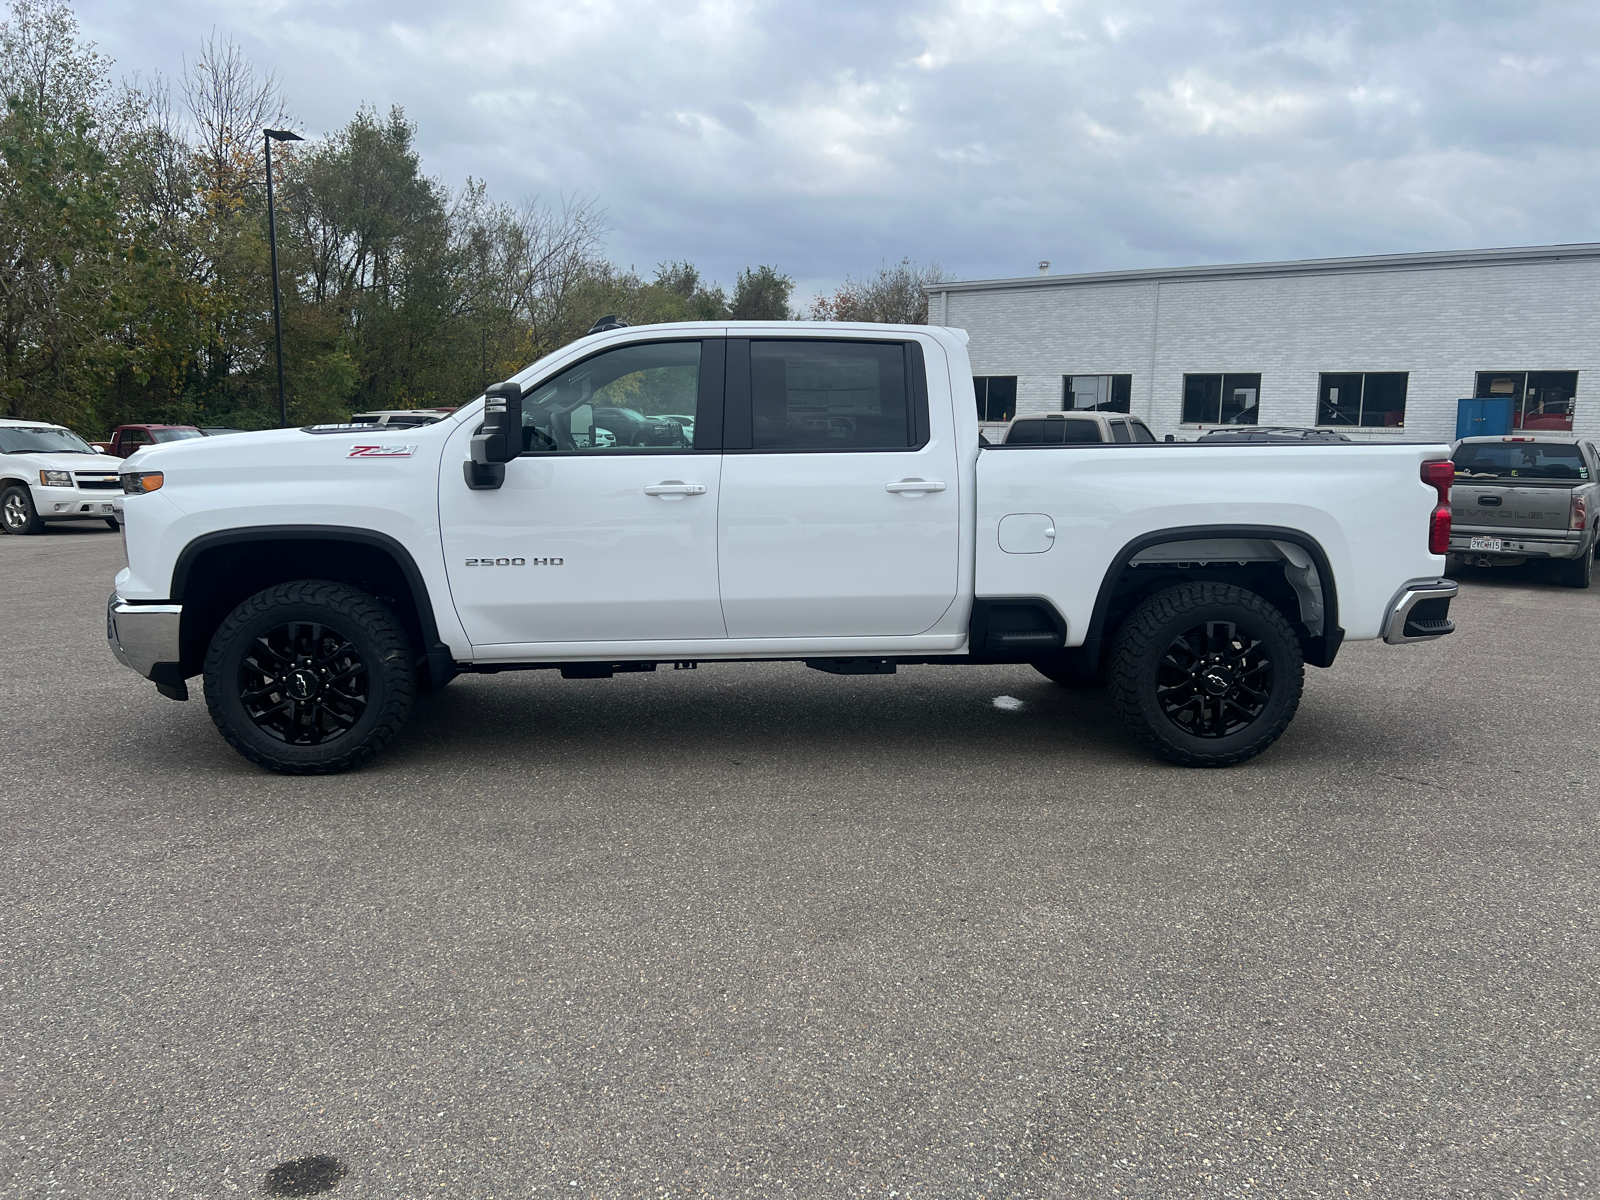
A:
[1110, 582, 1303, 767]
[204, 580, 415, 774]
[239, 620, 370, 745]
[1153, 619, 1272, 737]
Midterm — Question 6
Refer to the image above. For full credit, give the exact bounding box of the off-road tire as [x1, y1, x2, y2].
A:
[1, 484, 45, 534]
[204, 580, 415, 775]
[1110, 582, 1304, 768]
[1032, 647, 1107, 688]
[1560, 549, 1593, 589]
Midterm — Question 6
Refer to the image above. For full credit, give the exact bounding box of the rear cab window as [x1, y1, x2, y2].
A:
[1005, 417, 1103, 444]
[1453, 442, 1591, 481]
[724, 338, 929, 451]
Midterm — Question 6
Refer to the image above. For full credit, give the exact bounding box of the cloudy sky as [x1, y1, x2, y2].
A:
[76, 0, 1600, 300]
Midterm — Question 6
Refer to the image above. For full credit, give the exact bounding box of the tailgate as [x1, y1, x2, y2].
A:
[1450, 483, 1574, 532]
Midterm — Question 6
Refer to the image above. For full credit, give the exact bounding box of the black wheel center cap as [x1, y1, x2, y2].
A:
[1201, 667, 1233, 696]
[286, 670, 318, 701]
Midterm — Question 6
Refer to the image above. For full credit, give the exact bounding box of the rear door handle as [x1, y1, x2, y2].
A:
[643, 481, 707, 497]
[886, 479, 947, 494]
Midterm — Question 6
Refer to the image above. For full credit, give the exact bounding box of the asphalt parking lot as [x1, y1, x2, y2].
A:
[2, 527, 1597, 1199]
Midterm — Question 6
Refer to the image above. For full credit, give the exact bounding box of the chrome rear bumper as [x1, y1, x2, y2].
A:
[1381, 578, 1458, 645]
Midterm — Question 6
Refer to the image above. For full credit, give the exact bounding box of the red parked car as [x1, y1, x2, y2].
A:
[91, 424, 204, 458]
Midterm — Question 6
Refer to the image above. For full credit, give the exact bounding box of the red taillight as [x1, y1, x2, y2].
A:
[1573, 493, 1588, 532]
[1429, 504, 1450, 555]
[1422, 460, 1454, 492]
[1422, 461, 1453, 556]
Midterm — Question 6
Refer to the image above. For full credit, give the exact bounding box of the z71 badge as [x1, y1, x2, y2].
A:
[347, 444, 417, 458]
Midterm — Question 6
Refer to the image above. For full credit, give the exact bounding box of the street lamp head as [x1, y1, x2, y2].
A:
[264, 128, 304, 142]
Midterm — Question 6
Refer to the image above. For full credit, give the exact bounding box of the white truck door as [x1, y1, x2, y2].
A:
[716, 336, 960, 638]
[439, 338, 726, 647]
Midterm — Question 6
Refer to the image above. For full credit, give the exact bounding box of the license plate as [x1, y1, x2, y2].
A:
[1469, 536, 1503, 552]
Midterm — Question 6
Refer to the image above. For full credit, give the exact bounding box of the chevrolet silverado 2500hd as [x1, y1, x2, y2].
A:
[106, 322, 1458, 774]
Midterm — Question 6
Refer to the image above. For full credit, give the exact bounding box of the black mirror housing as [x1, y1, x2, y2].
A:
[466, 381, 522, 490]
[475, 382, 523, 464]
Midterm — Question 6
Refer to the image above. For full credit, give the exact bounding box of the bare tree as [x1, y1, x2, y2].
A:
[181, 31, 289, 199]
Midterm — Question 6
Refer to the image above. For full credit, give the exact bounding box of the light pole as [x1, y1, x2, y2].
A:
[264, 128, 304, 428]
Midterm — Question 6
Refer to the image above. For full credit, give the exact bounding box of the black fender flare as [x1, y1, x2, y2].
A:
[1082, 523, 1344, 670]
[169, 524, 455, 685]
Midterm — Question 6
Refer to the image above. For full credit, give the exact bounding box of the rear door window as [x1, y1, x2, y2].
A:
[1110, 420, 1132, 443]
[746, 340, 913, 450]
[1059, 419, 1102, 443]
[1453, 442, 1590, 480]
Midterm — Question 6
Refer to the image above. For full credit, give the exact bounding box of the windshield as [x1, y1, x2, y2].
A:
[1453, 442, 1589, 480]
[0, 426, 95, 454]
[151, 428, 203, 443]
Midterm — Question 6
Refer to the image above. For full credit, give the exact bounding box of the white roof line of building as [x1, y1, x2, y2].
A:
[924, 242, 1600, 295]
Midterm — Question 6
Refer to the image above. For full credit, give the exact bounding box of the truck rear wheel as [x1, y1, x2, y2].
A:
[1110, 582, 1303, 768]
[203, 580, 416, 775]
[1, 484, 44, 534]
[1559, 549, 1592, 589]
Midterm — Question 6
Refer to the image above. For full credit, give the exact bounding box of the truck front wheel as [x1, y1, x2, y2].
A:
[203, 580, 416, 774]
[1110, 582, 1303, 768]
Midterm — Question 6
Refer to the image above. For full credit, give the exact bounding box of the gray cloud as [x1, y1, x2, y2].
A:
[78, 0, 1600, 297]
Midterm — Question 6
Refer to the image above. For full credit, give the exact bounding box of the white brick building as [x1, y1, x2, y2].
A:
[928, 243, 1600, 443]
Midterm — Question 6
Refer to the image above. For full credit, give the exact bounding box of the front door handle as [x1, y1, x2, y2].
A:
[643, 481, 707, 497]
[885, 479, 947, 494]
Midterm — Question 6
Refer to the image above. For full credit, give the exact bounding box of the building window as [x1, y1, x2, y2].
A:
[1063, 374, 1132, 412]
[1317, 372, 1408, 427]
[1475, 371, 1577, 431]
[1182, 373, 1260, 425]
[974, 376, 1017, 422]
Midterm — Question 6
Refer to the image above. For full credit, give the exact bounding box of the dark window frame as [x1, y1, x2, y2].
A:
[1474, 370, 1578, 432]
[975, 375, 1018, 423]
[1062, 373, 1133, 413]
[722, 337, 930, 454]
[512, 338, 722, 458]
[1182, 373, 1262, 425]
[1316, 372, 1408, 428]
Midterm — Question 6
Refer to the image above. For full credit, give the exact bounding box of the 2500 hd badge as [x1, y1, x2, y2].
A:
[463, 557, 563, 566]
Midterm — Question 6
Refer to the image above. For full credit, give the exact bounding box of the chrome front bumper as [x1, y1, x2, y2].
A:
[107, 592, 184, 694]
[1381, 578, 1459, 645]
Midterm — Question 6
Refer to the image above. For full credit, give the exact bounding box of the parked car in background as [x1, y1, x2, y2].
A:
[91, 424, 204, 458]
[0, 419, 124, 533]
[349, 408, 458, 427]
[1198, 427, 1354, 444]
[1449, 435, 1600, 587]
[1004, 412, 1158, 444]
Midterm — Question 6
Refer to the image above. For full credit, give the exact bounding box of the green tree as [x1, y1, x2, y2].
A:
[808, 258, 949, 324]
[730, 264, 794, 320]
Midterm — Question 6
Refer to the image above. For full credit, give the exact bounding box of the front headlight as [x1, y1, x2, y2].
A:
[39, 470, 73, 488]
[120, 471, 164, 494]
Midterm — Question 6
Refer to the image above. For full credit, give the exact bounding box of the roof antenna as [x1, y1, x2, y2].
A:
[588, 315, 630, 334]
[1038, 260, 1050, 276]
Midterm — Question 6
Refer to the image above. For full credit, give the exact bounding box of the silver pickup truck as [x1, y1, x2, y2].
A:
[1449, 435, 1600, 587]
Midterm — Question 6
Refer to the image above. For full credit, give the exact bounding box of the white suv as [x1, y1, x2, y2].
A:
[0, 419, 125, 534]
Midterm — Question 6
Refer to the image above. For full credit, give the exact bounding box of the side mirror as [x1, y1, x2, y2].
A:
[465, 381, 523, 490]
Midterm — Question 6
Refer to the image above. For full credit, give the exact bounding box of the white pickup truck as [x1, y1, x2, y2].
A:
[106, 321, 1458, 774]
